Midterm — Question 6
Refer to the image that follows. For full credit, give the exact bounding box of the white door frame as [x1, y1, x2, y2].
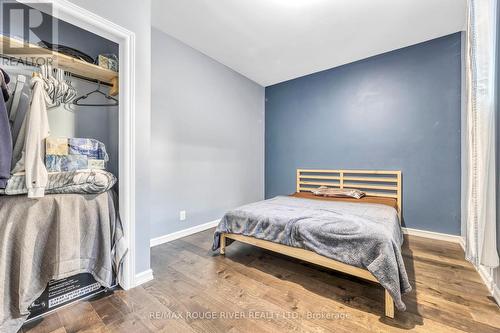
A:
[21, 0, 137, 289]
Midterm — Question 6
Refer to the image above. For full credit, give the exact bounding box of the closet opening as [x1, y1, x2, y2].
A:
[0, 1, 137, 330]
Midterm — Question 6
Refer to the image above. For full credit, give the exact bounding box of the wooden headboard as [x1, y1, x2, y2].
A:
[296, 169, 402, 219]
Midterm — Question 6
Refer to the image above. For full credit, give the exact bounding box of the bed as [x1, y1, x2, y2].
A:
[212, 169, 410, 318]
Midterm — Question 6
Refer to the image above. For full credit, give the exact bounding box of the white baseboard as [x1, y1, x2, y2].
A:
[150, 219, 220, 247]
[134, 269, 154, 287]
[402, 227, 463, 244]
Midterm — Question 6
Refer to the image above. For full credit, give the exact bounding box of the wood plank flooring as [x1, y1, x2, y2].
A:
[21, 229, 499, 333]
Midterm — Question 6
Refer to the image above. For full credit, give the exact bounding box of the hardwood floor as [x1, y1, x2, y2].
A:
[21, 229, 499, 333]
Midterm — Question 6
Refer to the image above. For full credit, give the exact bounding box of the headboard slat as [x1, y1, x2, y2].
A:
[343, 183, 398, 191]
[296, 169, 402, 221]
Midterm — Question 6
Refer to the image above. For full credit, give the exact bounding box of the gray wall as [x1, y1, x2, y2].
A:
[265, 33, 462, 235]
[150, 28, 264, 239]
[68, 0, 152, 276]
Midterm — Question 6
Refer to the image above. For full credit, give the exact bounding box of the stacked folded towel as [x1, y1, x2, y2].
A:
[45, 137, 109, 172]
[1, 169, 116, 195]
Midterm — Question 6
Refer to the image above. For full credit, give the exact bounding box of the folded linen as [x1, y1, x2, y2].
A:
[45, 137, 69, 156]
[46, 154, 88, 172]
[45, 138, 109, 172]
[88, 159, 105, 169]
[1, 169, 116, 195]
[68, 138, 109, 161]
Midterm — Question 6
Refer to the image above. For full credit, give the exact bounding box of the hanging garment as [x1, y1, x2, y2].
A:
[462, 0, 499, 268]
[0, 70, 12, 189]
[11, 76, 50, 198]
[10, 92, 29, 168]
[7, 75, 26, 124]
[0, 68, 10, 102]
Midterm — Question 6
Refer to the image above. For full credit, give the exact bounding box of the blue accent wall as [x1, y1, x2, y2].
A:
[265, 33, 462, 235]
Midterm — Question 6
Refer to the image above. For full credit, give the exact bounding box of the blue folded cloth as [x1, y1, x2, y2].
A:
[68, 138, 109, 161]
[46, 155, 88, 172]
[45, 138, 109, 172]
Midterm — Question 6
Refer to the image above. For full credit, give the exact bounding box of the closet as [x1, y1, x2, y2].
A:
[0, 3, 125, 332]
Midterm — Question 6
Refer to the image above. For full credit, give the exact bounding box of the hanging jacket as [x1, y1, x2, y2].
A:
[0, 68, 10, 102]
[0, 70, 12, 189]
[11, 76, 50, 198]
[11, 92, 29, 168]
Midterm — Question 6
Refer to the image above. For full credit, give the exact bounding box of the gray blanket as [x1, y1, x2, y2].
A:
[0, 169, 116, 196]
[0, 191, 127, 333]
[212, 196, 411, 311]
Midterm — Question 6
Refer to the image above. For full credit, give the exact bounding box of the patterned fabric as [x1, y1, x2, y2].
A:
[45, 137, 68, 156]
[88, 159, 105, 169]
[46, 155, 88, 172]
[45, 138, 108, 172]
[68, 138, 109, 161]
[311, 186, 365, 199]
[1, 169, 116, 196]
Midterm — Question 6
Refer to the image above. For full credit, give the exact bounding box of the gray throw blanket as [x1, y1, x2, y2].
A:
[0, 191, 127, 333]
[0, 169, 116, 196]
[212, 196, 412, 311]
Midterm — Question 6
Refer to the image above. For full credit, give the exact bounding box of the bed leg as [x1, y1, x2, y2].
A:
[385, 290, 394, 318]
[220, 234, 226, 255]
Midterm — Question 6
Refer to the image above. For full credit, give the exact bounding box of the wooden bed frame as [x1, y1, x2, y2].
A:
[220, 169, 402, 318]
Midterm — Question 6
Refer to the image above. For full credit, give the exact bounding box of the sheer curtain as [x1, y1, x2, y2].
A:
[463, 0, 499, 268]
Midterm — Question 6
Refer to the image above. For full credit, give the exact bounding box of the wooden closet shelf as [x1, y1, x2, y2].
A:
[0, 35, 119, 96]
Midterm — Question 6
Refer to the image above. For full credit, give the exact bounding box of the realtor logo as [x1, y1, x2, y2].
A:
[0, 1, 53, 54]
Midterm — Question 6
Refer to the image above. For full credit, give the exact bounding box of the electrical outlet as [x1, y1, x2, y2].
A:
[179, 210, 186, 221]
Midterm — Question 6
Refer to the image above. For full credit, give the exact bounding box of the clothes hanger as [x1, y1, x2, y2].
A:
[72, 81, 118, 107]
[37, 65, 55, 99]
[52, 68, 74, 107]
[62, 72, 77, 104]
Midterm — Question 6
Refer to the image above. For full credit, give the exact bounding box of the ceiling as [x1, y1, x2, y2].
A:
[152, 0, 466, 87]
